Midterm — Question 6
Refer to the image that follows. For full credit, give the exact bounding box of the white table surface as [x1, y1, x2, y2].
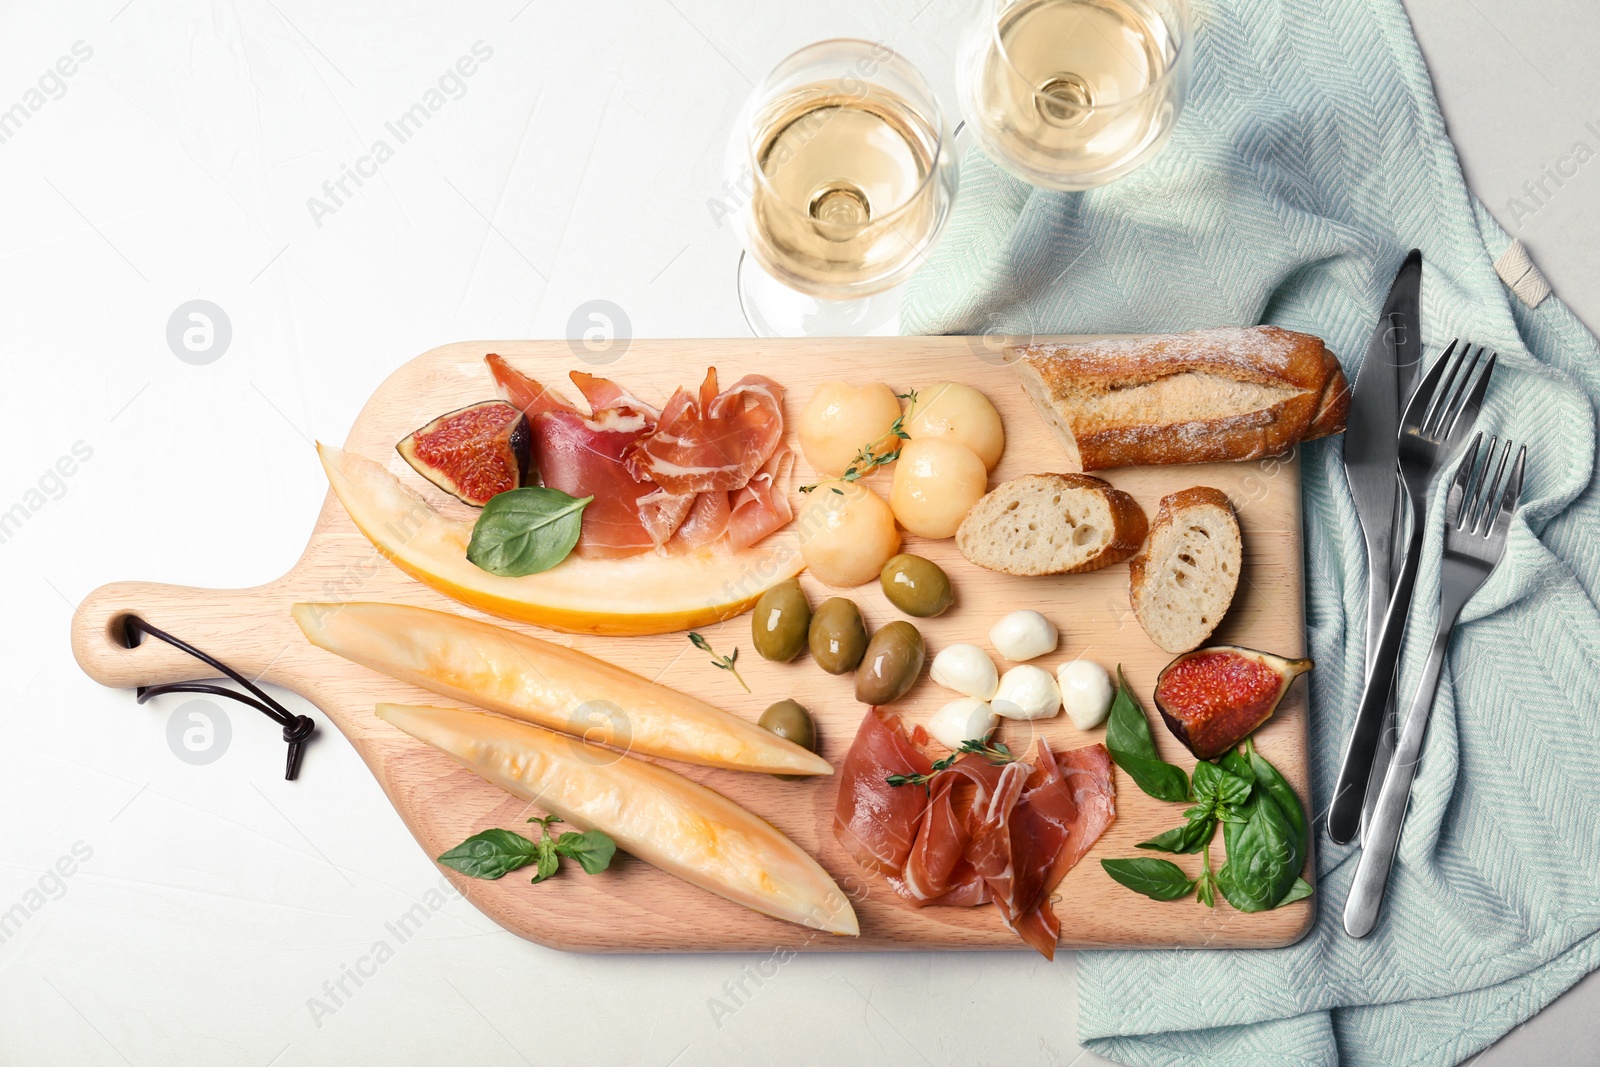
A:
[2, 2, 1595, 1064]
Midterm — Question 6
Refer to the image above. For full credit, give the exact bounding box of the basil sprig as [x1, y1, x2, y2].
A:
[466, 487, 592, 577]
[1102, 672, 1313, 913]
[1105, 667, 1189, 802]
[437, 815, 616, 885]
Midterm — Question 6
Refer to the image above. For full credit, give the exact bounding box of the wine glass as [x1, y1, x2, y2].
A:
[728, 39, 960, 338]
[956, 0, 1191, 190]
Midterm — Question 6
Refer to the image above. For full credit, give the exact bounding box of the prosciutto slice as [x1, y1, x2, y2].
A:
[834, 710, 1115, 959]
[487, 353, 577, 417]
[626, 369, 785, 494]
[728, 448, 794, 550]
[671, 489, 733, 551]
[483, 355, 791, 558]
[534, 410, 656, 557]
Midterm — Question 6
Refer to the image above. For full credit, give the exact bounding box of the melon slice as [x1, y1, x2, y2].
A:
[316, 444, 803, 636]
[293, 601, 832, 776]
[377, 703, 858, 935]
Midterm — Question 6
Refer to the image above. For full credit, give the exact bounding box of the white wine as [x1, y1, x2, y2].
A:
[742, 85, 953, 297]
[960, 0, 1186, 190]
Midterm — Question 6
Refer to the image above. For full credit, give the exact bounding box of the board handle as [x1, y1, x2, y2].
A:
[70, 580, 295, 690]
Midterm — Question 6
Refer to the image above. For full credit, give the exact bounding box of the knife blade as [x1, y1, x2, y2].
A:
[1337, 248, 1422, 838]
[1360, 253, 1425, 839]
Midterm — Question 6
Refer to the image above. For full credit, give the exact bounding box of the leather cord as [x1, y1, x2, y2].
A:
[122, 616, 316, 781]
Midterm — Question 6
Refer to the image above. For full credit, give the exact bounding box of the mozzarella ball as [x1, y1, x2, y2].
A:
[797, 382, 903, 477]
[930, 643, 1000, 701]
[889, 437, 988, 539]
[903, 382, 1006, 470]
[797, 480, 901, 588]
[1057, 659, 1114, 730]
[989, 610, 1058, 662]
[926, 698, 1000, 752]
[992, 665, 1062, 720]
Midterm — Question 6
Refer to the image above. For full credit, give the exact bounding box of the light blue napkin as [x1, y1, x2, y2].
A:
[902, 0, 1600, 1063]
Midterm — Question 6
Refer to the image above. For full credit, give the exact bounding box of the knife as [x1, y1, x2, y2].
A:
[1360, 256, 1425, 840]
[1334, 248, 1422, 845]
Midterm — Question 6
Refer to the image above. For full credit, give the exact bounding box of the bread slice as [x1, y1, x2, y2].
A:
[1011, 326, 1349, 470]
[1129, 487, 1242, 653]
[956, 473, 1148, 576]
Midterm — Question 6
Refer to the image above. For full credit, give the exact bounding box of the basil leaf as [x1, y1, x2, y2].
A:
[467, 488, 592, 577]
[1216, 770, 1253, 809]
[1216, 789, 1301, 912]
[1192, 759, 1252, 809]
[436, 828, 542, 880]
[1137, 814, 1215, 855]
[1196, 869, 1216, 909]
[529, 840, 561, 884]
[555, 830, 617, 875]
[1101, 858, 1196, 901]
[1248, 743, 1310, 860]
[1219, 746, 1254, 784]
[1278, 877, 1315, 905]
[1105, 668, 1189, 803]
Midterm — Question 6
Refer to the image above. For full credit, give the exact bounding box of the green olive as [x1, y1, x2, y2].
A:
[854, 620, 926, 705]
[751, 578, 811, 662]
[759, 698, 818, 782]
[879, 553, 954, 618]
[808, 597, 868, 675]
[759, 698, 816, 751]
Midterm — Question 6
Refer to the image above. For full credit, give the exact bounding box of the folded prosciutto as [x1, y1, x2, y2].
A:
[486, 355, 792, 558]
[835, 709, 1115, 958]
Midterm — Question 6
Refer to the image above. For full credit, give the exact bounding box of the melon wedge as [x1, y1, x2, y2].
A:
[316, 444, 804, 636]
[293, 601, 832, 776]
[377, 703, 858, 936]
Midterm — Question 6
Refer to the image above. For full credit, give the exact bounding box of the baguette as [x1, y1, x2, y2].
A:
[956, 473, 1147, 576]
[1128, 487, 1242, 653]
[1011, 326, 1349, 471]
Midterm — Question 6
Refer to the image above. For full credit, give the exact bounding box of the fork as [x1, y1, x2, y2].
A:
[1344, 434, 1526, 937]
[1327, 341, 1497, 844]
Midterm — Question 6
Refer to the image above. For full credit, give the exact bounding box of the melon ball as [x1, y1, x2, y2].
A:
[903, 382, 1005, 471]
[797, 382, 903, 478]
[797, 480, 901, 588]
[889, 437, 988, 539]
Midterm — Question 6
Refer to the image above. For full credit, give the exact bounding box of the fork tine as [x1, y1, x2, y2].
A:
[1490, 445, 1527, 541]
[1445, 350, 1497, 446]
[1422, 342, 1473, 434]
[1449, 432, 1483, 529]
[1473, 438, 1512, 535]
[1403, 339, 1459, 429]
[1429, 344, 1482, 436]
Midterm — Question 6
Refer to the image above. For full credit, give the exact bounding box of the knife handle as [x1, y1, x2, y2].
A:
[1343, 612, 1455, 936]
[1327, 499, 1425, 844]
[1359, 477, 1410, 837]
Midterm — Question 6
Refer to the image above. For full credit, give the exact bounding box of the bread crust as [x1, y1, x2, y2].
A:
[956, 472, 1148, 576]
[1012, 326, 1350, 471]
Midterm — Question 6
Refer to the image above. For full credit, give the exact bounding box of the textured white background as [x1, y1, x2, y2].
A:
[1, 1, 1595, 1065]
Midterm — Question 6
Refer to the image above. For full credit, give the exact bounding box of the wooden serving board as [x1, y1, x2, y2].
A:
[70, 339, 1313, 953]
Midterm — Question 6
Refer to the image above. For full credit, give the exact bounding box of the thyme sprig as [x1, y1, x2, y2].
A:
[688, 632, 750, 692]
[800, 389, 918, 494]
[886, 737, 1015, 791]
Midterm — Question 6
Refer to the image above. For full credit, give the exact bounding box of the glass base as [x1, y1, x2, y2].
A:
[736, 251, 906, 338]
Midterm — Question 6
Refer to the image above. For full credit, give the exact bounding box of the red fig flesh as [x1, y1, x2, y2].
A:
[396, 400, 530, 506]
[1154, 645, 1312, 759]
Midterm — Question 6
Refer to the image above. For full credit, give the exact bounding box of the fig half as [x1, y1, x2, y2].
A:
[1154, 645, 1312, 759]
[396, 400, 530, 506]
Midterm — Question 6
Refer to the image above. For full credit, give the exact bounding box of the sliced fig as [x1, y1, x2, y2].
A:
[396, 400, 530, 506]
[1154, 645, 1312, 759]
